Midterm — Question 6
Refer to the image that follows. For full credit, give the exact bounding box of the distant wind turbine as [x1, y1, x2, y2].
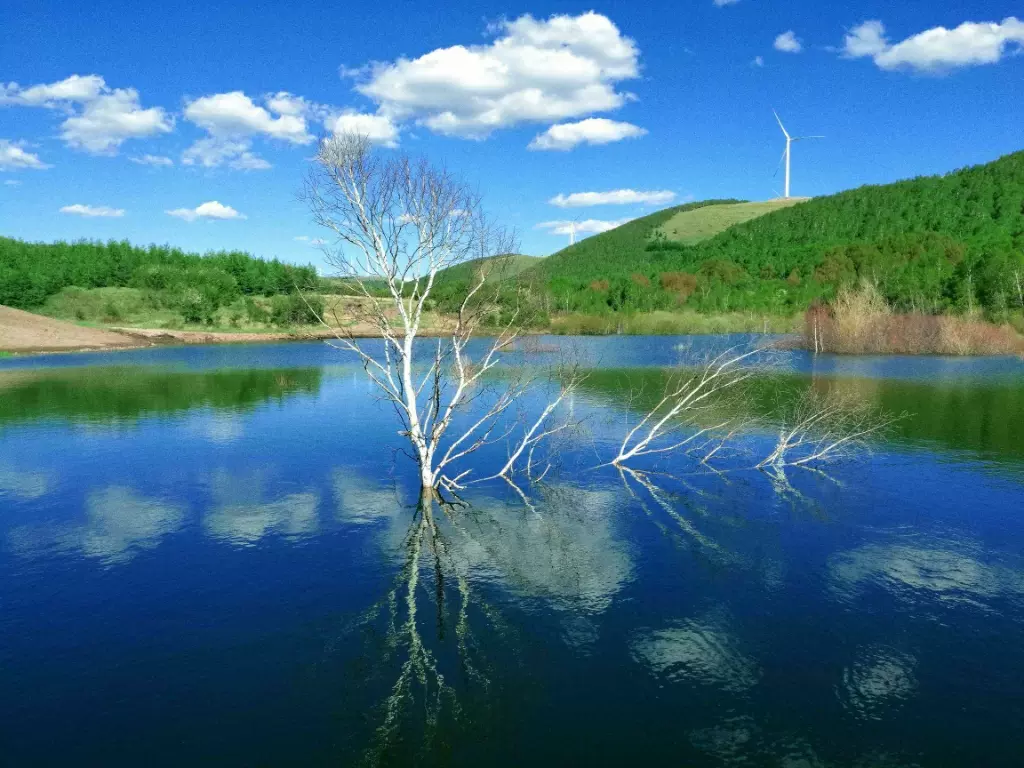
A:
[773, 110, 823, 199]
[568, 215, 581, 246]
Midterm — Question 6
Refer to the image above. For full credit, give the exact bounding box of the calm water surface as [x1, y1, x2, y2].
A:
[1, 337, 1022, 766]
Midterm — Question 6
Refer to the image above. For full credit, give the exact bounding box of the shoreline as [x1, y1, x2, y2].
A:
[0, 318, 471, 357]
[3, 305, 1020, 359]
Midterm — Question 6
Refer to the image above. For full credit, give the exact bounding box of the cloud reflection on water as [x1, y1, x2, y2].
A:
[8, 486, 184, 565]
[829, 541, 1024, 612]
[454, 485, 632, 615]
[333, 471, 633, 616]
[204, 470, 319, 546]
[631, 610, 761, 693]
[0, 463, 51, 500]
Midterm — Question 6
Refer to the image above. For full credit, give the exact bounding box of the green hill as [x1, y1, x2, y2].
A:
[426, 254, 543, 311]
[523, 150, 1024, 320]
[435, 253, 541, 283]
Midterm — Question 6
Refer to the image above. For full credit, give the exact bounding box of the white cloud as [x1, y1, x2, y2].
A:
[3, 179, 21, 186]
[60, 204, 125, 218]
[264, 91, 314, 117]
[61, 89, 173, 154]
[166, 200, 246, 222]
[752, 56, 765, 67]
[0, 74, 105, 107]
[182, 90, 315, 169]
[328, 111, 399, 147]
[550, 189, 675, 207]
[181, 138, 271, 170]
[537, 218, 631, 236]
[294, 235, 327, 246]
[774, 31, 803, 53]
[529, 117, 647, 151]
[841, 17, 1024, 72]
[713, 0, 740, 6]
[184, 91, 313, 143]
[2, 75, 172, 155]
[350, 12, 640, 139]
[0, 139, 50, 170]
[841, 20, 890, 59]
[130, 154, 173, 167]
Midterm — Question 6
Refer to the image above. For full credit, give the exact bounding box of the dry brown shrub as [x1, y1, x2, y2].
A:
[937, 316, 1023, 355]
[631, 273, 651, 287]
[804, 282, 1024, 355]
[659, 272, 698, 304]
[589, 279, 610, 292]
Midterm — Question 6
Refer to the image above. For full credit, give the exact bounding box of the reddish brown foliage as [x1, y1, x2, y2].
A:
[659, 272, 698, 304]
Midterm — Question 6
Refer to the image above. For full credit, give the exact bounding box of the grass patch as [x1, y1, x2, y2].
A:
[655, 199, 806, 245]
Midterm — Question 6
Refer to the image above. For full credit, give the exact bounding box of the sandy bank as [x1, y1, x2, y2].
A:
[0, 305, 143, 353]
[0, 305, 446, 354]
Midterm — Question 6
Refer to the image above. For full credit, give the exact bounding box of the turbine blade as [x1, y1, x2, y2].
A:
[792, 135, 825, 141]
[772, 146, 787, 177]
[773, 109, 790, 139]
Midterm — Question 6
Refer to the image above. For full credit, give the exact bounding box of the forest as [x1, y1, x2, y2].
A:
[517, 150, 1024, 322]
[0, 237, 320, 324]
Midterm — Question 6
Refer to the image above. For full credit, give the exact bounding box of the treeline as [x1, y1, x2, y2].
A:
[527, 151, 1024, 321]
[0, 237, 319, 321]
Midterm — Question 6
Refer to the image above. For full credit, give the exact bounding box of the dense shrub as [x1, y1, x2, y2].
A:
[270, 293, 325, 326]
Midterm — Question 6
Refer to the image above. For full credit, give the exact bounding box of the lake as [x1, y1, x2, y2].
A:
[1, 336, 1022, 766]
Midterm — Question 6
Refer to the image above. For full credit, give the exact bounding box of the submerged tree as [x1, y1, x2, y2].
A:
[304, 134, 576, 493]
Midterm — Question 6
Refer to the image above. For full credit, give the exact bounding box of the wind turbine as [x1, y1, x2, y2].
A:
[773, 110, 823, 199]
[568, 215, 581, 246]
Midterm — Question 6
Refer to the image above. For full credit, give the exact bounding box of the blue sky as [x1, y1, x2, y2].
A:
[2, 0, 1022, 269]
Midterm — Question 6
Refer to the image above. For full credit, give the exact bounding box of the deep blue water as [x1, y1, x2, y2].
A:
[0, 337, 1022, 766]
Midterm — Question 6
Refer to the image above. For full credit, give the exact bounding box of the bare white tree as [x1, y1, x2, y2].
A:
[607, 347, 763, 468]
[303, 134, 564, 493]
[757, 388, 896, 470]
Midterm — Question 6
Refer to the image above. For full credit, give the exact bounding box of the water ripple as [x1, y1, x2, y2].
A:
[836, 645, 917, 722]
[631, 614, 761, 692]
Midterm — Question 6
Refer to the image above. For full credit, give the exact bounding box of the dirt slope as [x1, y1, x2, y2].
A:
[0, 305, 143, 352]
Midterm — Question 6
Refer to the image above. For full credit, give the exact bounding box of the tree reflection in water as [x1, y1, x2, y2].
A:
[350, 490, 495, 765]
[339, 476, 632, 765]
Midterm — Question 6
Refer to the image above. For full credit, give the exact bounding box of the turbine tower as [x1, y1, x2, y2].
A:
[773, 110, 823, 198]
[569, 220, 576, 245]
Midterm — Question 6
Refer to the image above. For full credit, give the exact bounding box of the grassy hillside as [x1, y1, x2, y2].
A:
[655, 199, 805, 244]
[522, 150, 1024, 321]
[533, 200, 742, 284]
